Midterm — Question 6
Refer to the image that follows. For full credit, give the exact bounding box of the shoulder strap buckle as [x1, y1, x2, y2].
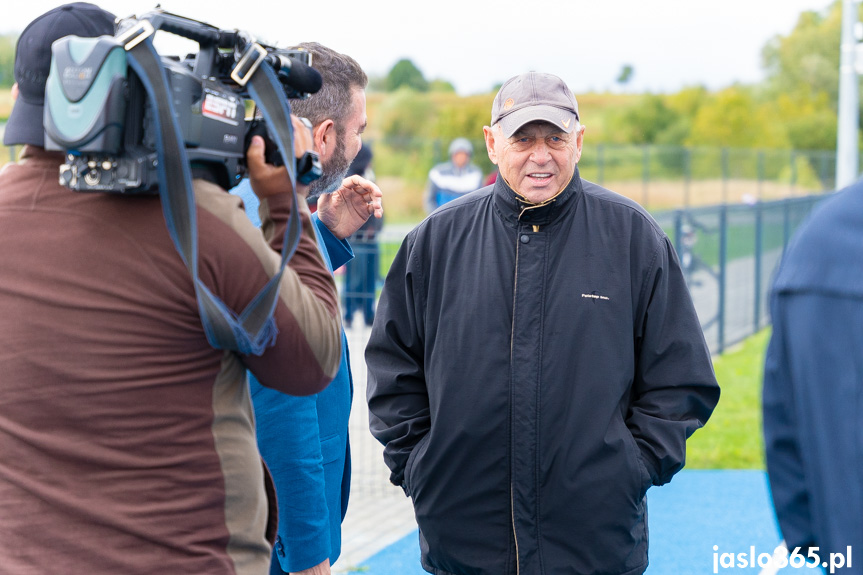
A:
[116, 20, 155, 51]
[231, 42, 267, 87]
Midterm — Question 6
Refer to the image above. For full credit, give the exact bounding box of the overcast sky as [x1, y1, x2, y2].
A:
[2, 0, 837, 95]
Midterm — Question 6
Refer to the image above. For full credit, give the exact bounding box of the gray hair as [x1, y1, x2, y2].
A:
[289, 42, 368, 133]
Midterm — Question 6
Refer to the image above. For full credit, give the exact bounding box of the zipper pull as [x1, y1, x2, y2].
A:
[532, 225, 539, 233]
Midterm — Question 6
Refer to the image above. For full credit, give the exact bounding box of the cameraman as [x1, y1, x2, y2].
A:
[232, 42, 380, 575]
[0, 5, 341, 575]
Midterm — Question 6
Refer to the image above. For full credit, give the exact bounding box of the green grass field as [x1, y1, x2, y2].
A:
[686, 328, 770, 470]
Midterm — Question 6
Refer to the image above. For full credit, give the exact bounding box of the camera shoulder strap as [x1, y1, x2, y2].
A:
[123, 27, 302, 355]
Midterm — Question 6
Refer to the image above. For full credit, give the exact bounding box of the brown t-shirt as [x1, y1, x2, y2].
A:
[0, 147, 341, 574]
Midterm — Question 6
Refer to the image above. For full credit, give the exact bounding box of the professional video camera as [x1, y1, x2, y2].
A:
[43, 9, 322, 193]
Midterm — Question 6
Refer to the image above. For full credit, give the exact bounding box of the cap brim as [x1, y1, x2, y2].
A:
[3, 97, 45, 147]
[498, 105, 577, 138]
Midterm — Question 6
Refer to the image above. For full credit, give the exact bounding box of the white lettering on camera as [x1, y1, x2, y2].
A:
[202, 93, 239, 126]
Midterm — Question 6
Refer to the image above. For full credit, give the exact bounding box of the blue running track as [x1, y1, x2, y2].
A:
[357, 470, 791, 574]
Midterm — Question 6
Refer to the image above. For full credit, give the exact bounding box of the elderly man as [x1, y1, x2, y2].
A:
[424, 137, 483, 214]
[366, 72, 719, 575]
[232, 42, 380, 575]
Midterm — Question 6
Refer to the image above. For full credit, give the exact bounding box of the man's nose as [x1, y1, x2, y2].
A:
[530, 141, 552, 163]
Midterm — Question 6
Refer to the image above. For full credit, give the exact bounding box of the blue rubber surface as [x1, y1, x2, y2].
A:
[356, 470, 786, 574]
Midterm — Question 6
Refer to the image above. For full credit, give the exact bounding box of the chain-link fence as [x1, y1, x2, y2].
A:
[655, 194, 826, 354]
[577, 144, 838, 210]
[366, 138, 845, 220]
[3, 137, 845, 211]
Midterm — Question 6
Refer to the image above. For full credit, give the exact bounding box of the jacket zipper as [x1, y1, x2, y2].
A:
[511, 486, 520, 574]
[511, 204, 545, 573]
[510, 226, 522, 575]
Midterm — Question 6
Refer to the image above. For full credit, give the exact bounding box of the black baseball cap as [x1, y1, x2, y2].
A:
[4, 3, 116, 147]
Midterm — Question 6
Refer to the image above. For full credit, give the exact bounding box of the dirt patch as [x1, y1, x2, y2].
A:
[601, 178, 821, 211]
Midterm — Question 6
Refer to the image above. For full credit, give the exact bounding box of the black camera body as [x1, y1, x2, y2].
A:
[45, 10, 321, 194]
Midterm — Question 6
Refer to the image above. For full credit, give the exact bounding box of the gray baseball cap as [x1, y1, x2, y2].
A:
[491, 72, 579, 138]
[448, 137, 473, 156]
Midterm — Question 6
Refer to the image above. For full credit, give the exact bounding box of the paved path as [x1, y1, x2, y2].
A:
[687, 247, 783, 353]
[333, 323, 418, 572]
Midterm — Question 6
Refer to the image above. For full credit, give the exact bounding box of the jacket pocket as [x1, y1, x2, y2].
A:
[403, 432, 431, 497]
[624, 429, 653, 500]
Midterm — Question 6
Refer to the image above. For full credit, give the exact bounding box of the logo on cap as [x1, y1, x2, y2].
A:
[503, 98, 514, 110]
[562, 118, 571, 129]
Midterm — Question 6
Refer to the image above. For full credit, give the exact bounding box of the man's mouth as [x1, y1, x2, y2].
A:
[528, 173, 553, 182]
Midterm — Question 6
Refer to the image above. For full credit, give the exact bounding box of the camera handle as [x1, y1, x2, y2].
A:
[123, 23, 302, 355]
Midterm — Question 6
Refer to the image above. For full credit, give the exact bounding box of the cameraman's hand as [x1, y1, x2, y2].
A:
[247, 115, 314, 200]
[317, 175, 383, 240]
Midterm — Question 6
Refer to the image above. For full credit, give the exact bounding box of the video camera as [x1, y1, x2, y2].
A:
[44, 9, 323, 193]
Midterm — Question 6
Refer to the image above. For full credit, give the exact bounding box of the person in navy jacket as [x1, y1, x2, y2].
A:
[763, 181, 863, 574]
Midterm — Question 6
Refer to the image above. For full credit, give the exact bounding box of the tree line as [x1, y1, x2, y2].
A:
[366, 0, 854, 185]
[1, 1, 853, 159]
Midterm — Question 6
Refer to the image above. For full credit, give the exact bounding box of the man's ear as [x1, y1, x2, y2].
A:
[314, 119, 336, 161]
[574, 125, 585, 164]
[11, 83, 18, 101]
[483, 126, 498, 165]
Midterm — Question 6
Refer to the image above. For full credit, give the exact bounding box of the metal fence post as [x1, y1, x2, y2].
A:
[820, 151, 830, 191]
[717, 205, 728, 354]
[684, 148, 692, 209]
[721, 147, 729, 204]
[753, 202, 763, 331]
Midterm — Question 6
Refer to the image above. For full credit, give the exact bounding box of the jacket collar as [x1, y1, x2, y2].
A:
[493, 166, 583, 227]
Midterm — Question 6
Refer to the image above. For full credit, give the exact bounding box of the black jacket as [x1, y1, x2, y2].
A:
[366, 171, 719, 575]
